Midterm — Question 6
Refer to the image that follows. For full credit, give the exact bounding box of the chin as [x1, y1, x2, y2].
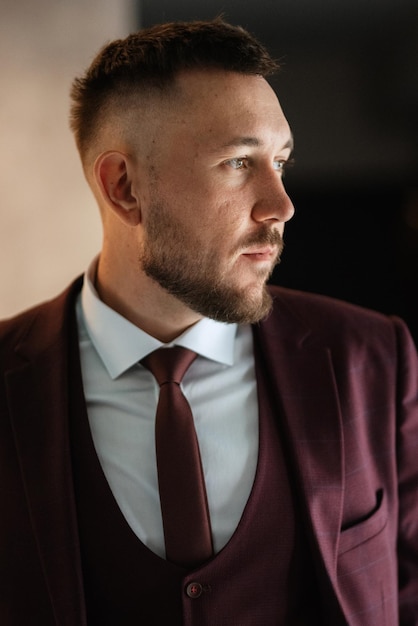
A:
[238, 277, 269, 299]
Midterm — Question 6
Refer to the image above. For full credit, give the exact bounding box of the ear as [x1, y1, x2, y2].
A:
[94, 151, 141, 226]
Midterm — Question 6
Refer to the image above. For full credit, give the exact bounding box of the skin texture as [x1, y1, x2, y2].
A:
[91, 69, 295, 341]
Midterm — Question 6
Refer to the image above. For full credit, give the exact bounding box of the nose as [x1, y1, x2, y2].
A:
[251, 171, 295, 224]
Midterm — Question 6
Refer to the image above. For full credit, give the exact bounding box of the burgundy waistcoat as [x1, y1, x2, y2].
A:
[69, 337, 323, 625]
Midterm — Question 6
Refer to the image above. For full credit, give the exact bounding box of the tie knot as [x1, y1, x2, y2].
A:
[141, 346, 197, 386]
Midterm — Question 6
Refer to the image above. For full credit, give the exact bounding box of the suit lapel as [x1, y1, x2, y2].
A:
[5, 279, 87, 625]
[253, 291, 345, 603]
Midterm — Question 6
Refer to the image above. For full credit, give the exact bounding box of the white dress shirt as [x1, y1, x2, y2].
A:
[76, 260, 259, 558]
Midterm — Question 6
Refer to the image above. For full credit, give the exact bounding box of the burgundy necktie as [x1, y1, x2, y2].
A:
[141, 346, 213, 568]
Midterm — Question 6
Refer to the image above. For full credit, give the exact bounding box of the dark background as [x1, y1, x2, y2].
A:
[138, 0, 418, 343]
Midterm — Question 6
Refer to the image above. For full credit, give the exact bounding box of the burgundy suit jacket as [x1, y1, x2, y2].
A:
[1, 277, 418, 625]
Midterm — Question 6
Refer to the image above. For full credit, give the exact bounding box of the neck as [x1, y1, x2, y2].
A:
[95, 254, 202, 343]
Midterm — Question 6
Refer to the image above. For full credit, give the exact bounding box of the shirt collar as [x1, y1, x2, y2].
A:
[80, 258, 238, 380]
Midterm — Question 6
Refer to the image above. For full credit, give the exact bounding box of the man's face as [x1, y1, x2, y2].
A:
[136, 70, 294, 324]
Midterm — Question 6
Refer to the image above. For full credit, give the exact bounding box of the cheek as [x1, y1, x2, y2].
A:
[154, 171, 248, 245]
[213, 196, 249, 235]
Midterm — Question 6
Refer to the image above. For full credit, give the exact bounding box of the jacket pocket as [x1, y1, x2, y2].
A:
[336, 490, 398, 625]
[338, 488, 387, 555]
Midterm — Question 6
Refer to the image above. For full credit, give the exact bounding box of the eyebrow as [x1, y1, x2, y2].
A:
[221, 134, 294, 152]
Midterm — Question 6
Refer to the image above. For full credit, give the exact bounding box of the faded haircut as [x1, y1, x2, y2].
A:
[69, 18, 279, 161]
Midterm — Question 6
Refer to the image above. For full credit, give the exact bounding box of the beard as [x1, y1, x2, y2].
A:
[140, 201, 284, 324]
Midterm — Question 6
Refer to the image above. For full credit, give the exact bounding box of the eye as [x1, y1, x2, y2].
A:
[275, 157, 295, 174]
[225, 157, 248, 170]
[273, 160, 285, 172]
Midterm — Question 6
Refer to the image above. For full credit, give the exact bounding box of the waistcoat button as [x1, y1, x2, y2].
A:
[186, 582, 203, 598]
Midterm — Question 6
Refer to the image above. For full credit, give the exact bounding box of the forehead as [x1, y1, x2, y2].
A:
[165, 70, 291, 149]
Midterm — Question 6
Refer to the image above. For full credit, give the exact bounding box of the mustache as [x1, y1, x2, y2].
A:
[236, 227, 284, 254]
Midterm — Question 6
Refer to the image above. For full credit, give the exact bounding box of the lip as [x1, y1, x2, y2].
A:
[241, 246, 277, 260]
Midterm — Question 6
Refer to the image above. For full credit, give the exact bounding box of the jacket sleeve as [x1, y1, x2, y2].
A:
[395, 317, 418, 625]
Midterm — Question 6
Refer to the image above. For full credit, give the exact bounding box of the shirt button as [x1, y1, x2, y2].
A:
[186, 582, 203, 599]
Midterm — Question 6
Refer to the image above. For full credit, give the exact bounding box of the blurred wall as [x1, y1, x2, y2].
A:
[0, 0, 136, 318]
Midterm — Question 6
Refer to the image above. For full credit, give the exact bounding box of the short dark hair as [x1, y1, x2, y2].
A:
[69, 18, 279, 160]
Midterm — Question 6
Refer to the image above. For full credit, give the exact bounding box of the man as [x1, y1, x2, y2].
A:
[0, 18, 417, 626]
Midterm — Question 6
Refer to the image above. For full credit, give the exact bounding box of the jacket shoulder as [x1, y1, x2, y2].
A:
[0, 277, 83, 364]
[266, 284, 411, 349]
